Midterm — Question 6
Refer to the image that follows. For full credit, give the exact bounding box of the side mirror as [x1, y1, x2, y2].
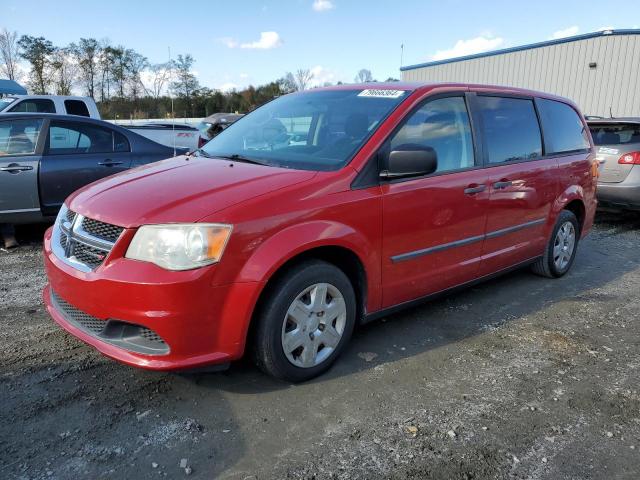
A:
[381, 144, 438, 179]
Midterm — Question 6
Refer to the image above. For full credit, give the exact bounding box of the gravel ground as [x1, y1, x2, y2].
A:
[1, 214, 639, 480]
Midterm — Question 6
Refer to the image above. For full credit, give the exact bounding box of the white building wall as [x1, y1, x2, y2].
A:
[401, 33, 640, 117]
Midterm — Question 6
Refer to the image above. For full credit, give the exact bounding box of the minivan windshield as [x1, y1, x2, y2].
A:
[199, 89, 410, 170]
[589, 123, 640, 146]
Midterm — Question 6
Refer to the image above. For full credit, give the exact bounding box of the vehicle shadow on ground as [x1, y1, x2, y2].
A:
[193, 211, 640, 395]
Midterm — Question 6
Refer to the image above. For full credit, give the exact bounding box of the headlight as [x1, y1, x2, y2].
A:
[126, 223, 232, 270]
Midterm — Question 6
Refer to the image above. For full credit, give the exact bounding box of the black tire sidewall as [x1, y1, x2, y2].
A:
[547, 211, 580, 277]
[256, 261, 356, 382]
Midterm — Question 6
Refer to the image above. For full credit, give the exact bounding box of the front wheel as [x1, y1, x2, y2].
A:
[531, 210, 580, 278]
[253, 260, 356, 382]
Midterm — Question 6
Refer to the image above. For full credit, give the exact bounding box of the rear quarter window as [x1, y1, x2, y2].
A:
[64, 100, 91, 117]
[537, 99, 590, 154]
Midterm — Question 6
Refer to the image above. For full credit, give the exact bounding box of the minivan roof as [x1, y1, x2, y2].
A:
[309, 82, 579, 108]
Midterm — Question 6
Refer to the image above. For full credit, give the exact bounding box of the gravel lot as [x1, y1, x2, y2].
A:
[1, 214, 639, 480]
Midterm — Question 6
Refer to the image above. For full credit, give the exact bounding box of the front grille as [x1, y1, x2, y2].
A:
[72, 242, 108, 270]
[51, 290, 169, 356]
[81, 217, 124, 243]
[55, 209, 123, 272]
[65, 209, 76, 224]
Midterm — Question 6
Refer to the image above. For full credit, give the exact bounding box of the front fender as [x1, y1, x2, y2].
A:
[234, 220, 382, 312]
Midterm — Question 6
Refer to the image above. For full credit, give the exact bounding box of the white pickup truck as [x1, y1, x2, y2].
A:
[0, 95, 101, 119]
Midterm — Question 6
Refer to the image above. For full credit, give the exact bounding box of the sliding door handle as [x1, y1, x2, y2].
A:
[493, 180, 513, 189]
[464, 184, 486, 195]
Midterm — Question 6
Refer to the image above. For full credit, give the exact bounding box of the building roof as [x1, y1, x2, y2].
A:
[401, 29, 640, 72]
[0, 79, 27, 95]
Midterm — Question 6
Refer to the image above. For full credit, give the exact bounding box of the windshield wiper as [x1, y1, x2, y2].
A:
[216, 153, 268, 166]
[194, 149, 214, 158]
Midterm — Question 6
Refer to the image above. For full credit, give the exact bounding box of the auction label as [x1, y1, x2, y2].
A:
[358, 89, 406, 98]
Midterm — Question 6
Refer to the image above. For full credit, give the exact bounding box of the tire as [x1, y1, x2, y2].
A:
[531, 210, 580, 278]
[253, 260, 356, 382]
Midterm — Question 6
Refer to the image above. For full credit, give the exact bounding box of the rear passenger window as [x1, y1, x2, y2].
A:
[537, 99, 590, 153]
[47, 121, 120, 155]
[477, 96, 542, 163]
[390, 96, 475, 173]
[10, 99, 55, 113]
[64, 100, 91, 117]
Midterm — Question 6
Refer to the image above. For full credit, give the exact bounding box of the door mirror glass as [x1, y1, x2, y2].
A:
[383, 144, 438, 179]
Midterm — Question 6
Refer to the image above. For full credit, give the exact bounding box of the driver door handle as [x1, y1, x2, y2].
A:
[0, 165, 33, 172]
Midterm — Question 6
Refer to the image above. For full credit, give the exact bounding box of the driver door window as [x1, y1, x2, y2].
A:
[0, 118, 43, 156]
[390, 96, 475, 174]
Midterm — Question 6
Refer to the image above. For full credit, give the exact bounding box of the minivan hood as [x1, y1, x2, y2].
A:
[68, 156, 317, 227]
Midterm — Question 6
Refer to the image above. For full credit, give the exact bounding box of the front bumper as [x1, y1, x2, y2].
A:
[43, 226, 262, 371]
[597, 166, 640, 209]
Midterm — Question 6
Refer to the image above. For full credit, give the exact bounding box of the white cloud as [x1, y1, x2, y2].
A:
[218, 82, 238, 92]
[550, 26, 579, 39]
[308, 65, 342, 87]
[220, 31, 283, 50]
[220, 37, 238, 48]
[241, 31, 282, 49]
[597, 25, 615, 31]
[239, 73, 250, 79]
[431, 35, 504, 61]
[312, 0, 334, 12]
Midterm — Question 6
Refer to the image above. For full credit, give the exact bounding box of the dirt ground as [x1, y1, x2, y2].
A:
[1, 213, 639, 480]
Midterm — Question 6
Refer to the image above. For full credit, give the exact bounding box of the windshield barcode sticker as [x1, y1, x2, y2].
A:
[358, 89, 406, 98]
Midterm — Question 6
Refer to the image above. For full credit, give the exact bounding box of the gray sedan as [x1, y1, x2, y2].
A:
[0, 113, 187, 225]
[588, 118, 640, 210]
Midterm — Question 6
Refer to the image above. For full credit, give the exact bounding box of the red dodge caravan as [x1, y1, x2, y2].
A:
[43, 83, 597, 381]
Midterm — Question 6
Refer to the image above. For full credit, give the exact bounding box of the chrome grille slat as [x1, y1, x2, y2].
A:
[55, 208, 123, 271]
[81, 217, 124, 243]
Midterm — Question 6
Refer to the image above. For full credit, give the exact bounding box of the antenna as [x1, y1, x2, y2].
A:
[400, 43, 404, 69]
[169, 46, 176, 157]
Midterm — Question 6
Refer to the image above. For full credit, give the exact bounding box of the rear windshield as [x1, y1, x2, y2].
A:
[199, 89, 410, 171]
[589, 124, 640, 146]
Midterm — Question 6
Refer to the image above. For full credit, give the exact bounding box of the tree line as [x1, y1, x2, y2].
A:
[0, 28, 398, 120]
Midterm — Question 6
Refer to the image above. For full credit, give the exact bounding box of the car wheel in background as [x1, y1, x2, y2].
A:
[531, 210, 580, 278]
[253, 260, 356, 382]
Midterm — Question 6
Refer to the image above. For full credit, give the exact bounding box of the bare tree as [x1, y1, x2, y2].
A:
[0, 29, 20, 81]
[294, 68, 313, 91]
[355, 68, 373, 83]
[50, 47, 78, 95]
[146, 62, 173, 98]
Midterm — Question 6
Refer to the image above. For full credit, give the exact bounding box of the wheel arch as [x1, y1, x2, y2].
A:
[552, 185, 587, 234]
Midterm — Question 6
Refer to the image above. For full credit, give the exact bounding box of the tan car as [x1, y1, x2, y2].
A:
[588, 119, 640, 210]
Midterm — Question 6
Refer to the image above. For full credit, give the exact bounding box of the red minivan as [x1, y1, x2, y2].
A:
[43, 83, 597, 381]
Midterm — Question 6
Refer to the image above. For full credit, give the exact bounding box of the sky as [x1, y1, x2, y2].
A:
[2, 0, 640, 93]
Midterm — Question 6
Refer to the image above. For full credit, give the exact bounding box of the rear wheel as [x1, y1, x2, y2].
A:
[531, 210, 579, 278]
[253, 260, 356, 382]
